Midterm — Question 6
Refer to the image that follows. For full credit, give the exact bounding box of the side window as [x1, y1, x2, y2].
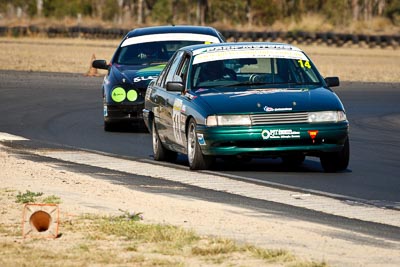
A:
[155, 54, 174, 87]
[156, 51, 182, 87]
[156, 65, 170, 87]
[164, 51, 185, 85]
[176, 54, 191, 86]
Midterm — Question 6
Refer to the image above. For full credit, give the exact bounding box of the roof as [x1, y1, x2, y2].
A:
[181, 42, 303, 53]
[125, 25, 223, 38]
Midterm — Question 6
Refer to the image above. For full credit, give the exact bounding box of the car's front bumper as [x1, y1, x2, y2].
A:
[104, 103, 144, 123]
[196, 122, 349, 157]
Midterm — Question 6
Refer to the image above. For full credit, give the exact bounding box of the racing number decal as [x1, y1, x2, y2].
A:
[297, 60, 311, 69]
[172, 99, 184, 145]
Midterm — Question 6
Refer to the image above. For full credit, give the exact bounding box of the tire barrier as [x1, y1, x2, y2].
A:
[22, 203, 60, 238]
[0, 25, 398, 48]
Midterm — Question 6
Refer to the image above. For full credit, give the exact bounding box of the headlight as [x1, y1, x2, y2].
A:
[308, 111, 347, 123]
[127, 89, 138, 101]
[111, 87, 126, 102]
[206, 115, 251, 127]
[111, 87, 139, 102]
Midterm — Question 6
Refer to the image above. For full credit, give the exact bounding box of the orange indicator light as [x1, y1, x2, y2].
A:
[308, 130, 318, 139]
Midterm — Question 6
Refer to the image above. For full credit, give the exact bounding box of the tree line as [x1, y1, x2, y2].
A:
[1, 0, 399, 29]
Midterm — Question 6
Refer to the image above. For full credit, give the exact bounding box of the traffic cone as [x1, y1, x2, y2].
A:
[84, 53, 100, 77]
[22, 203, 60, 238]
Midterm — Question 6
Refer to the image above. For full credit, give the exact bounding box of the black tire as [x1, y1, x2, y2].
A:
[320, 138, 350, 173]
[152, 120, 177, 162]
[103, 96, 114, 132]
[281, 154, 306, 166]
[104, 120, 114, 132]
[187, 118, 213, 170]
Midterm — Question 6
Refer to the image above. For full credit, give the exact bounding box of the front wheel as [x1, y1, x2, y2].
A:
[187, 118, 213, 170]
[320, 138, 350, 172]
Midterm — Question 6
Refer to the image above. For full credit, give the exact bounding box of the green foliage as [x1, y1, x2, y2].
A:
[323, 0, 351, 26]
[1, 0, 399, 28]
[42, 195, 62, 204]
[15, 190, 43, 203]
[386, 0, 400, 25]
[250, 0, 280, 25]
[207, 0, 248, 25]
[96, 215, 199, 245]
[118, 209, 143, 221]
[152, 0, 173, 24]
[42, 0, 93, 18]
[101, 0, 119, 21]
[15, 190, 61, 204]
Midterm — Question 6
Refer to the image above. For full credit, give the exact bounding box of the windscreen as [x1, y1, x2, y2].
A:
[190, 45, 323, 89]
[116, 41, 206, 65]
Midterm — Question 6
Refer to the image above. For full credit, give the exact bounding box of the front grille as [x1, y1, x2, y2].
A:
[250, 112, 308, 125]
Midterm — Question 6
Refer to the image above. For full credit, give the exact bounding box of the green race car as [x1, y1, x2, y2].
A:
[143, 42, 349, 172]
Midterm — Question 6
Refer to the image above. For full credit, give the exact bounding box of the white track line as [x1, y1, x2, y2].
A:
[33, 149, 400, 228]
[0, 132, 28, 141]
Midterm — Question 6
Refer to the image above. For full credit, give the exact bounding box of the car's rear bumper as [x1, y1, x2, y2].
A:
[196, 122, 349, 157]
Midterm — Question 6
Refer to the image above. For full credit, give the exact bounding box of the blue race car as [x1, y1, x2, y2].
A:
[92, 25, 225, 131]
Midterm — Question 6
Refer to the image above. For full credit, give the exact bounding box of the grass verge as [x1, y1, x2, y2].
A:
[0, 189, 328, 266]
[0, 37, 399, 82]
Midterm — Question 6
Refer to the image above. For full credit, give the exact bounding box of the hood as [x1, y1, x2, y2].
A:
[193, 87, 344, 114]
[111, 64, 166, 89]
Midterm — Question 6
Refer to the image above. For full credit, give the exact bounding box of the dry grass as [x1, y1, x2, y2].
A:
[296, 44, 400, 82]
[0, 37, 119, 75]
[0, 36, 399, 82]
[0, 188, 327, 267]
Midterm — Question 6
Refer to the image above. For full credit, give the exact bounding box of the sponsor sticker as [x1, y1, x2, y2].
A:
[195, 88, 209, 93]
[261, 129, 300, 140]
[229, 88, 306, 98]
[184, 92, 197, 100]
[197, 133, 206, 145]
[193, 47, 307, 65]
[172, 99, 184, 145]
[263, 106, 292, 112]
[111, 87, 126, 102]
[133, 76, 158, 83]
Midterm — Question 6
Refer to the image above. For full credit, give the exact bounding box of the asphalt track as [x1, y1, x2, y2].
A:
[1, 70, 400, 210]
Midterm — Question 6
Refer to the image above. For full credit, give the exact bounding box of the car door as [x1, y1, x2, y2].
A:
[154, 51, 186, 150]
[167, 54, 192, 153]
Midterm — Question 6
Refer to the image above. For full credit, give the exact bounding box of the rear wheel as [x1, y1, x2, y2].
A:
[152, 120, 177, 161]
[320, 138, 350, 172]
[187, 118, 213, 170]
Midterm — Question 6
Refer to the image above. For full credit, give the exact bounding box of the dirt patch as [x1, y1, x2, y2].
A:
[1, 145, 399, 266]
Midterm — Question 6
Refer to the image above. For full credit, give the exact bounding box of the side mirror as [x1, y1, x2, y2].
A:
[92, 59, 109, 70]
[324, 77, 340, 87]
[166, 81, 184, 92]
